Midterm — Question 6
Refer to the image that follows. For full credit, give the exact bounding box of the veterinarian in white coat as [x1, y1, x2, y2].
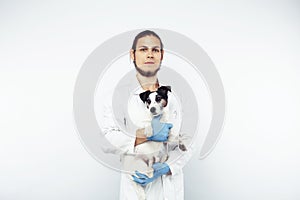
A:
[99, 30, 195, 200]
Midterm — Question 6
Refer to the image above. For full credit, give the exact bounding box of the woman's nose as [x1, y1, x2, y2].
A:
[147, 50, 153, 58]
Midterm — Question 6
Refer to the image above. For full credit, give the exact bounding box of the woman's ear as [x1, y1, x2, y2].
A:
[130, 49, 135, 61]
[161, 49, 164, 61]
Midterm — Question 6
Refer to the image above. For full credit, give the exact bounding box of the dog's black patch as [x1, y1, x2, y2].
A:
[156, 86, 171, 106]
[139, 86, 171, 103]
[139, 90, 152, 103]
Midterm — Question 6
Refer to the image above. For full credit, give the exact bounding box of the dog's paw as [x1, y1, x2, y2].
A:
[179, 143, 187, 151]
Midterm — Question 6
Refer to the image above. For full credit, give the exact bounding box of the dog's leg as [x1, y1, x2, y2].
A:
[135, 183, 146, 200]
[147, 156, 154, 178]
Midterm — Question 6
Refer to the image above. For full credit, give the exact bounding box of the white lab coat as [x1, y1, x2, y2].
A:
[99, 71, 195, 200]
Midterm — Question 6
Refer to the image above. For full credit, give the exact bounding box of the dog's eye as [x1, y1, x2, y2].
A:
[156, 96, 161, 101]
[146, 99, 151, 104]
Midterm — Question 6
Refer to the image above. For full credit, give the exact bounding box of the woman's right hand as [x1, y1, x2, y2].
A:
[147, 123, 173, 142]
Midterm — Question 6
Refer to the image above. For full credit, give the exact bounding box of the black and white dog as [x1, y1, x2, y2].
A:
[132, 86, 174, 169]
[128, 86, 186, 200]
[139, 85, 186, 152]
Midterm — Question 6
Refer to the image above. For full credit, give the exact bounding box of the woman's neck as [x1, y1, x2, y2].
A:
[136, 73, 159, 91]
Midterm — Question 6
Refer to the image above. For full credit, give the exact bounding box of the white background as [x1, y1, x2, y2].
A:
[1, 0, 300, 199]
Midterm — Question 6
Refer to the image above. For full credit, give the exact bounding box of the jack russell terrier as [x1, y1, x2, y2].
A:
[127, 86, 186, 200]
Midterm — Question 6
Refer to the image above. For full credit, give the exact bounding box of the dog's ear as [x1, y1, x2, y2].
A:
[139, 90, 151, 103]
[164, 86, 171, 92]
[157, 86, 172, 96]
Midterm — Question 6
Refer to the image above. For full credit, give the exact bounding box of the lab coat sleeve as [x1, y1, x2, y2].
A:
[99, 94, 136, 154]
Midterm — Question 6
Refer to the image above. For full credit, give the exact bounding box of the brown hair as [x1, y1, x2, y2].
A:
[131, 30, 164, 50]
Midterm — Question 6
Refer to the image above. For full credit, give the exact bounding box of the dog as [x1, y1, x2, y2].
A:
[127, 86, 186, 200]
[139, 85, 187, 153]
[137, 85, 176, 168]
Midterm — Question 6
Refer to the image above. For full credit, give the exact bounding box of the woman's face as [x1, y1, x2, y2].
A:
[131, 35, 164, 77]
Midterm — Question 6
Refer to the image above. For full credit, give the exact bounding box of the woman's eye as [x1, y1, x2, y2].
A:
[153, 49, 160, 52]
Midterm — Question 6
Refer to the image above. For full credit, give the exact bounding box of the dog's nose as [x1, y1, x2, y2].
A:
[150, 107, 156, 113]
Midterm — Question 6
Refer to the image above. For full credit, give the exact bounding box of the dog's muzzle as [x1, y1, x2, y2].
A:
[150, 107, 156, 113]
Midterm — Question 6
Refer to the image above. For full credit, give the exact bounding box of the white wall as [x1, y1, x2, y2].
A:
[1, 1, 299, 199]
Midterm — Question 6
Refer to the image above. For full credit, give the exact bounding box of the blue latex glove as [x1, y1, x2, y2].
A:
[147, 115, 173, 142]
[132, 162, 170, 186]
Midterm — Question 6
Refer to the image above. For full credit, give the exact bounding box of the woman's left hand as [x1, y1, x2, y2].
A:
[132, 162, 170, 186]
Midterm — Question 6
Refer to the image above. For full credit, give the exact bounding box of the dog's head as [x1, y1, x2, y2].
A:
[139, 86, 171, 116]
